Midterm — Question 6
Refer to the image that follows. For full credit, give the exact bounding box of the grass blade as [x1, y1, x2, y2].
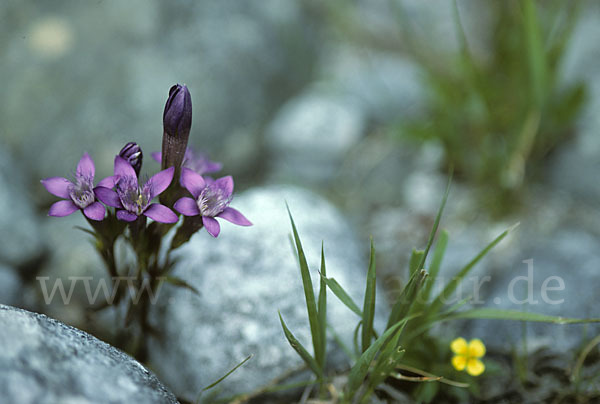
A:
[287, 206, 323, 369]
[420, 229, 449, 302]
[200, 354, 253, 392]
[278, 312, 323, 378]
[429, 223, 519, 315]
[523, 0, 548, 108]
[361, 237, 377, 353]
[409, 249, 425, 277]
[416, 170, 452, 274]
[387, 270, 429, 330]
[321, 275, 362, 317]
[446, 308, 600, 324]
[317, 243, 327, 370]
[347, 317, 413, 399]
[164, 276, 201, 296]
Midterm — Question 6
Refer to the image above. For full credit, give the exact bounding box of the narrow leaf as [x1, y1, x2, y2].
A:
[164, 276, 200, 296]
[287, 207, 322, 368]
[322, 275, 362, 317]
[421, 229, 449, 302]
[409, 249, 425, 276]
[278, 312, 323, 378]
[361, 237, 377, 353]
[429, 223, 519, 315]
[200, 354, 253, 392]
[387, 270, 429, 329]
[446, 308, 600, 324]
[416, 170, 452, 275]
[347, 315, 417, 399]
[317, 243, 327, 370]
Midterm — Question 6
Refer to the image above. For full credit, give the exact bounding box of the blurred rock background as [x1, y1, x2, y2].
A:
[2, 0, 600, 400]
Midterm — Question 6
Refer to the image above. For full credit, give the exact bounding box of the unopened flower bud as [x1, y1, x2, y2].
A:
[119, 142, 143, 176]
[161, 84, 192, 172]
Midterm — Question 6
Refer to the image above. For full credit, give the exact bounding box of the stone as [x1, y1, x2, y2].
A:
[0, 304, 178, 404]
[266, 89, 366, 185]
[148, 185, 388, 400]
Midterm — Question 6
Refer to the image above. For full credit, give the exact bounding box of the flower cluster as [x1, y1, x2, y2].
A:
[42, 84, 251, 238]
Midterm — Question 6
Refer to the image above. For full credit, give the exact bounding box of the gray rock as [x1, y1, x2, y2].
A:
[0, 147, 45, 268]
[266, 89, 366, 185]
[0, 304, 178, 404]
[0, 265, 21, 306]
[148, 185, 388, 400]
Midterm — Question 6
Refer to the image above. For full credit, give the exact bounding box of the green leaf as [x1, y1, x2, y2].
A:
[421, 230, 448, 302]
[287, 207, 323, 370]
[317, 243, 327, 370]
[361, 237, 377, 353]
[278, 312, 323, 378]
[386, 270, 429, 330]
[429, 223, 519, 315]
[200, 354, 253, 392]
[446, 309, 600, 324]
[416, 170, 452, 274]
[322, 275, 362, 317]
[164, 276, 200, 296]
[523, 0, 548, 108]
[346, 314, 419, 399]
[409, 249, 425, 276]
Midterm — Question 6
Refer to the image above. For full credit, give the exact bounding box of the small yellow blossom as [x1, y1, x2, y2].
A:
[450, 337, 486, 376]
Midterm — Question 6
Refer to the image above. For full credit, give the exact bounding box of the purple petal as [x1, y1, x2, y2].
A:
[151, 152, 162, 163]
[202, 216, 221, 237]
[205, 161, 223, 173]
[97, 175, 118, 188]
[114, 156, 137, 179]
[83, 202, 106, 221]
[147, 166, 174, 199]
[180, 167, 205, 199]
[214, 176, 234, 197]
[94, 186, 122, 208]
[77, 152, 95, 179]
[48, 200, 79, 217]
[217, 207, 252, 226]
[116, 210, 138, 222]
[41, 177, 72, 199]
[174, 197, 200, 216]
[143, 203, 178, 223]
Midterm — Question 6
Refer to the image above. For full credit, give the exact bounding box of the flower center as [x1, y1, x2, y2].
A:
[116, 176, 151, 215]
[197, 185, 231, 217]
[68, 176, 95, 209]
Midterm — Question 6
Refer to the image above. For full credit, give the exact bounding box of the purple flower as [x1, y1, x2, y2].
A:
[41, 153, 106, 221]
[119, 142, 143, 176]
[161, 84, 192, 173]
[151, 148, 222, 176]
[95, 156, 178, 223]
[174, 168, 251, 237]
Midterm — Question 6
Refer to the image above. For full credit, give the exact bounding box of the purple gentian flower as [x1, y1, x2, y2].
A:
[161, 84, 192, 174]
[174, 168, 251, 237]
[95, 156, 178, 223]
[151, 148, 222, 176]
[41, 152, 106, 221]
[119, 142, 143, 176]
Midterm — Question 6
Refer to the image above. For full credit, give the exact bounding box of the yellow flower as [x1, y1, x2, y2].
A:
[450, 337, 486, 376]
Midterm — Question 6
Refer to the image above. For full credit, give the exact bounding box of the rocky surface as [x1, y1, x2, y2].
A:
[0, 304, 178, 404]
[148, 185, 388, 400]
